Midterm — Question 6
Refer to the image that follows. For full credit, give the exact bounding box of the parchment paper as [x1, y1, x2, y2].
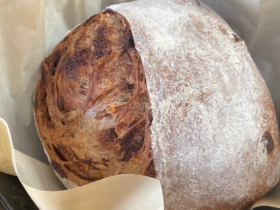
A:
[0, 0, 279, 209]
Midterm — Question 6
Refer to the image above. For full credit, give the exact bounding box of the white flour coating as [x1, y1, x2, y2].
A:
[109, 0, 280, 209]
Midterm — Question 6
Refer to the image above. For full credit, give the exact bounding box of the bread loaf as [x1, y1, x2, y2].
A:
[34, 0, 280, 209]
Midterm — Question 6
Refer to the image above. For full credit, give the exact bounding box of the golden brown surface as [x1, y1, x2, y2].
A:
[34, 9, 155, 187]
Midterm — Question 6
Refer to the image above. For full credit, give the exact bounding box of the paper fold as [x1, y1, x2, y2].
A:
[0, 117, 164, 210]
[0, 118, 16, 176]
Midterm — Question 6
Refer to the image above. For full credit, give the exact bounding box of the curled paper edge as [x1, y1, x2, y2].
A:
[0, 118, 164, 210]
[2, 114, 280, 209]
[250, 183, 280, 210]
[0, 118, 16, 176]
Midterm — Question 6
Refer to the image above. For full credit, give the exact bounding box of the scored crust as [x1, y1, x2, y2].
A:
[33, 9, 155, 187]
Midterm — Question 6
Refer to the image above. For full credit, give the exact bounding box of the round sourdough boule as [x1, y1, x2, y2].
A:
[34, 0, 280, 209]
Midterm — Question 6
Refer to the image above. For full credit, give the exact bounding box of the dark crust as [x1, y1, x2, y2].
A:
[51, 161, 67, 178]
[144, 160, 156, 178]
[262, 130, 274, 154]
[232, 34, 243, 42]
[34, 9, 155, 186]
[122, 30, 135, 50]
[94, 27, 107, 59]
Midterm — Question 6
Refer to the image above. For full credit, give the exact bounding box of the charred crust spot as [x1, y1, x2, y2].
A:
[101, 128, 118, 142]
[144, 160, 156, 178]
[126, 82, 135, 91]
[148, 110, 153, 127]
[94, 27, 107, 59]
[131, 137, 145, 152]
[106, 128, 118, 139]
[119, 125, 145, 161]
[262, 130, 274, 154]
[49, 51, 61, 76]
[120, 145, 132, 161]
[122, 30, 135, 51]
[140, 73, 144, 82]
[52, 144, 64, 160]
[106, 50, 112, 57]
[233, 34, 242, 42]
[57, 96, 64, 112]
[51, 161, 66, 178]
[121, 150, 133, 162]
[61, 49, 89, 72]
[196, 0, 201, 6]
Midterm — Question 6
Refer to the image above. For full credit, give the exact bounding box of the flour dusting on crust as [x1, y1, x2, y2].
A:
[109, 0, 280, 209]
